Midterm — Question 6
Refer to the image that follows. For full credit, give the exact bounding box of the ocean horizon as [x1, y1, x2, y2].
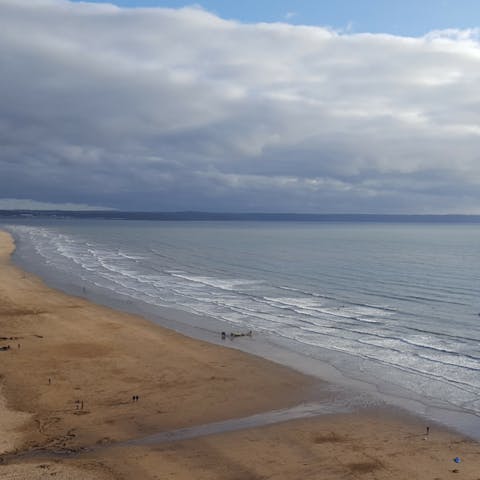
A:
[2, 210, 480, 223]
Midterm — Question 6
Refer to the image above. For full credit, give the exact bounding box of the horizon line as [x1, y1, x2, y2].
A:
[2, 210, 480, 218]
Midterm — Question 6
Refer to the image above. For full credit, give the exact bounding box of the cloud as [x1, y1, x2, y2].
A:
[284, 11, 297, 20]
[0, 199, 114, 211]
[1, 0, 480, 212]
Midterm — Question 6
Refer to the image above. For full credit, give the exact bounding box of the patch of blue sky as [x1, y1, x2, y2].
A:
[69, 0, 480, 36]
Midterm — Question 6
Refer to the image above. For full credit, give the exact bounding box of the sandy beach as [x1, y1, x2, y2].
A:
[0, 229, 479, 479]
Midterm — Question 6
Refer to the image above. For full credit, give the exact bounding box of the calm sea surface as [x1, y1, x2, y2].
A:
[4, 219, 480, 437]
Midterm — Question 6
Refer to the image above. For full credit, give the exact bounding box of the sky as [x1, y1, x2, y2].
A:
[70, 0, 480, 37]
[1, 0, 480, 213]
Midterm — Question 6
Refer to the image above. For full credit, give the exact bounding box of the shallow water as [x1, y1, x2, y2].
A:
[3, 219, 480, 438]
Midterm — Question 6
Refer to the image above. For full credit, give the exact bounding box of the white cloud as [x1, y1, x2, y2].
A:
[1, 1, 480, 212]
[0, 199, 114, 211]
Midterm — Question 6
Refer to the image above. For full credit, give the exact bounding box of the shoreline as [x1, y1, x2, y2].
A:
[1, 229, 479, 479]
[10, 223, 480, 441]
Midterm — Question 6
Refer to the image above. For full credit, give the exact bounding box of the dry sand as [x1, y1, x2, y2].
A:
[0, 229, 478, 479]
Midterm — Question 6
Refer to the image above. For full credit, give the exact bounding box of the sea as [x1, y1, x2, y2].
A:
[2, 215, 480, 439]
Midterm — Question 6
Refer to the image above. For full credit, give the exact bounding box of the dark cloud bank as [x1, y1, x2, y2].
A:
[1, 0, 480, 212]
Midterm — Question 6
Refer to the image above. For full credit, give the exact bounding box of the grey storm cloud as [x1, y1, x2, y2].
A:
[1, 0, 480, 212]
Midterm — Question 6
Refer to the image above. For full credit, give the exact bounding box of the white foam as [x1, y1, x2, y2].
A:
[170, 273, 260, 291]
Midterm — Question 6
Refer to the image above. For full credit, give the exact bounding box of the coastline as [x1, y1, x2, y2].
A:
[1, 229, 479, 479]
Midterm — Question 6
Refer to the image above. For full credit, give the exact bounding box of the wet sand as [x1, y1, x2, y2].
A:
[0, 229, 479, 479]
